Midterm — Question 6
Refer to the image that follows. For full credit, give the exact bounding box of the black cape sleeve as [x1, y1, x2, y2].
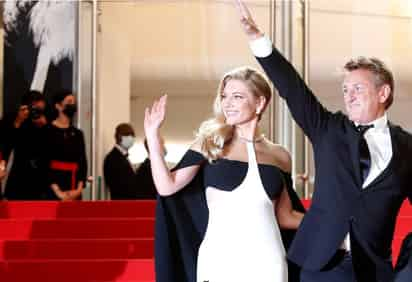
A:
[155, 150, 208, 282]
[280, 172, 306, 282]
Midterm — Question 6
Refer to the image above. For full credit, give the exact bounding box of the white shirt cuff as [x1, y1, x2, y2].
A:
[249, 35, 273, 58]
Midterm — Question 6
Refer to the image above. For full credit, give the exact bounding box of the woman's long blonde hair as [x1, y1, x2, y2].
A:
[196, 66, 272, 161]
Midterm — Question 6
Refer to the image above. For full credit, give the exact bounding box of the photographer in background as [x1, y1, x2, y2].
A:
[0, 93, 31, 163]
[29, 93, 49, 128]
[3, 91, 50, 200]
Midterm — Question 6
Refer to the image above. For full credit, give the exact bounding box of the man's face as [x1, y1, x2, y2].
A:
[342, 69, 388, 124]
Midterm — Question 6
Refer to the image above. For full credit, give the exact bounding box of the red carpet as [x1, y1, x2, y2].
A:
[0, 200, 156, 281]
[0, 199, 410, 281]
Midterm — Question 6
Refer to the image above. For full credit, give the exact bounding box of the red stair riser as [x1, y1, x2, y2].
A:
[0, 239, 154, 260]
[0, 218, 154, 240]
[0, 201, 156, 219]
[0, 259, 155, 281]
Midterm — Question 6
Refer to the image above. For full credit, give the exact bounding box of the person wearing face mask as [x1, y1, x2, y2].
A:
[103, 123, 140, 200]
[43, 90, 87, 201]
[2, 91, 50, 200]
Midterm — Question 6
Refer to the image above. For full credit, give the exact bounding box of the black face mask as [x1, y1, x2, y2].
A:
[63, 104, 77, 119]
[30, 106, 45, 120]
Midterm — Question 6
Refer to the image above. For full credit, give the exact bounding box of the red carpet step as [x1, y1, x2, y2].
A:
[0, 199, 409, 281]
[0, 201, 157, 281]
[0, 200, 156, 219]
[0, 258, 155, 282]
[0, 218, 154, 240]
[0, 238, 153, 260]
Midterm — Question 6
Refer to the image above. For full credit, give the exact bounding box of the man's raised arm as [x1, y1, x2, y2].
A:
[234, 0, 331, 141]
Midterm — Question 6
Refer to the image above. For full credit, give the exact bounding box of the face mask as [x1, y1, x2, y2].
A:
[120, 135, 135, 150]
[63, 104, 77, 119]
[30, 106, 45, 120]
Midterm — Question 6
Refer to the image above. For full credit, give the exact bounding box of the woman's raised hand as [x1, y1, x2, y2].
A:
[144, 94, 167, 140]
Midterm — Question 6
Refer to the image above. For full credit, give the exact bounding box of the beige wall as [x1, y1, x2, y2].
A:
[96, 3, 134, 173]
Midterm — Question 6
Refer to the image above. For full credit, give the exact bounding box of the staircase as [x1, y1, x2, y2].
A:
[0, 199, 410, 281]
[0, 201, 156, 282]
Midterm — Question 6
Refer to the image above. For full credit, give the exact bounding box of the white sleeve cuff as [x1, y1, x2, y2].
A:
[249, 35, 273, 58]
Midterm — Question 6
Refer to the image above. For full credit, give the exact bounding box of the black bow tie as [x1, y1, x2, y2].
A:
[356, 124, 374, 135]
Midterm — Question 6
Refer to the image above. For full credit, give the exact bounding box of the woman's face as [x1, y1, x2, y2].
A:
[220, 79, 263, 126]
[61, 95, 76, 108]
[56, 94, 77, 118]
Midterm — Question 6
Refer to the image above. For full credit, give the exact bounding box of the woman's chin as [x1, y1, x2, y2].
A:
[224, 117, 238, 126]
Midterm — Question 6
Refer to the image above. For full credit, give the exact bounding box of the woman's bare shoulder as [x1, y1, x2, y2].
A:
[262, 139, 291, 173]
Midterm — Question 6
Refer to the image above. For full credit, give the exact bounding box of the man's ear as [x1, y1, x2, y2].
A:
[379, 84, 391, 104]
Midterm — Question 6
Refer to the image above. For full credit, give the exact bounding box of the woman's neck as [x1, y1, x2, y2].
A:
[234, 121, 263, 143]
[53, 115, 70, 128]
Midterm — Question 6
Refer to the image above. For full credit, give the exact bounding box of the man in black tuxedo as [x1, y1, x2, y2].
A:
[235, 1, 412, 282]
[103, 123, 138, 200]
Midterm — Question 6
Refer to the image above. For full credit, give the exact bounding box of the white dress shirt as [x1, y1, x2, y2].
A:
[249, 36, 393, 251]
[356, 114, 392, 188]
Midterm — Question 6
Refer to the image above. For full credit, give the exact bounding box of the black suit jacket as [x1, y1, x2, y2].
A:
[103, 147, 138, 199]
[135, 158, 157, 199]
[256, 46, 412, 281]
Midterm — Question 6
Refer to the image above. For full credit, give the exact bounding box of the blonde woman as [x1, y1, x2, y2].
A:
[145, 67, 304, 282]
